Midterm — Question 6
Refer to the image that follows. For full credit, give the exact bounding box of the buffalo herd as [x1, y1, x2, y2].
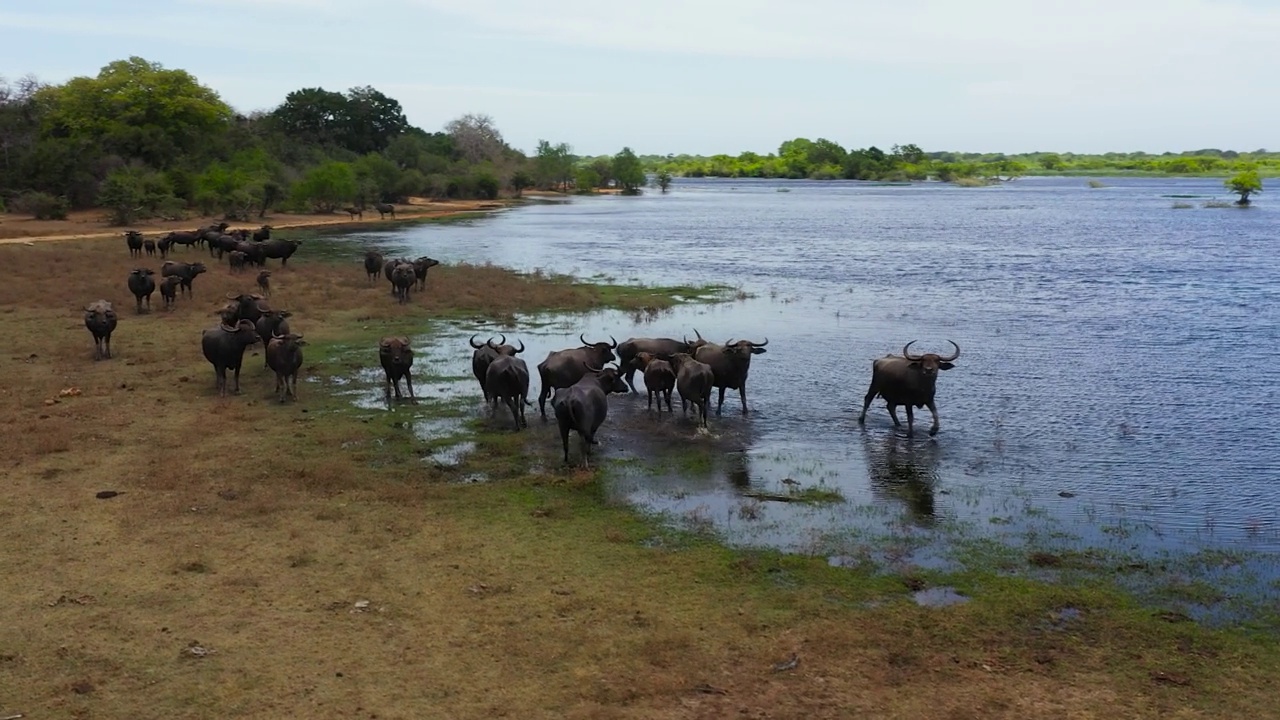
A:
[86, 220, 963, 465]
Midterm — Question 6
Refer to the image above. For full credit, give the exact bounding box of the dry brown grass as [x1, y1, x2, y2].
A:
[0, 240, 1276, 719]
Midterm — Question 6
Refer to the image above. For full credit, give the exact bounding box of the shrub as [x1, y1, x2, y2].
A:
[473, 171, 500, 200]
[13, 191, 69, 220]
[97, 166, 177, 225]
[290, 161, 357, 213]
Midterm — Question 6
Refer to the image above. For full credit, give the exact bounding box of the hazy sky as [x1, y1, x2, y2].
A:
[2, 0, 1276, 156]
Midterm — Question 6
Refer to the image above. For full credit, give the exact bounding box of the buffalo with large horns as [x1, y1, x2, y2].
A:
[469, 334, 526, 402]
[552, 364, 630, 466]
[536, 334, 618, 418]
[858, 341, 960, 437]
[688, 331, 769, 415]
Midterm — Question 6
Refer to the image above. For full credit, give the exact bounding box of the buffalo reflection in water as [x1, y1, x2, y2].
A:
[861, 431, 942, 527]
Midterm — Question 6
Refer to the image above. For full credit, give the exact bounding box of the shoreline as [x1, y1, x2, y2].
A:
[0, 197, 524, 245]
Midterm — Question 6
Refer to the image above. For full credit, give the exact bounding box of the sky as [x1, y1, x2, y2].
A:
[1, 0, 1277, 157]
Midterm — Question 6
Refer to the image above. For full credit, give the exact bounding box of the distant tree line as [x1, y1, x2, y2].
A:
[642, 142, 1280, 183]
[0, 57, 651, 224]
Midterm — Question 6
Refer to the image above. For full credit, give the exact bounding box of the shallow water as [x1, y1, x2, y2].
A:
[326, 176, 1280, 588]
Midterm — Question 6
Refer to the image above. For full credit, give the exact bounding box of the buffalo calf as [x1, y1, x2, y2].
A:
[378, 336, 415, 400]
[632, 352, 676, 412]
[159, 275, 181, 310]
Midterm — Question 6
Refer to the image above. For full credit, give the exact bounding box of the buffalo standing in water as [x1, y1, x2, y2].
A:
[616, 337, 692, 393]
[669, 352, 714, 428]
[485, 354, 532, 430]
[689, 334, 769, 416]
[553, 365, 630, 467]
[536, 334, 618, 418]
[201, 319, 260, 397]
[469, 334, 526, 402]
[858, 341, 960, 437]
[379, 336, 415, 400]
[84, 300, 118, 360]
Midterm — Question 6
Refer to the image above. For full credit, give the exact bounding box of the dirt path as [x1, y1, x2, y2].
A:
[0, 198, 516, 245]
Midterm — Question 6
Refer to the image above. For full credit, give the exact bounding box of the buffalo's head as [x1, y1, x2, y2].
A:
[584, 363, 630, 395]
[219, 318, 260, 345]
[723, 337, 769, 358]
[579, 333, 618, 365]
[902, 340, 960, 378]
[379, 336, 413, 364]
[487, 334, 525, 356]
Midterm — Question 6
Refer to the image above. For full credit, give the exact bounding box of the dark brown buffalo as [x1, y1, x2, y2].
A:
[390, 263, 415, 304]
[209, 234, 241, 259]
[669, 352, 714, 428]
[126, 268, 155, 313]
[344, 206, 364, 220]
[485, 355, 532, 431]
[364, 250, 384, 283]
[125, 231, 143, 257]
[378, 336, 415, 400]
[228, 250, 248, 272]
[159, 275, 181, 310]
[536, 334, 619, 418]
[858, 341, 960, 437]
[375, 202, 396, 219]
[201, 319, 260, 397]
[259, 238, 302, 267]
[631, 352, 676, 412]
[469, 334, 525, 401]
[382, 257, 409, 286]
[552, 365, 629, 466]
[412, 256, 440, 291]
[160, 260, 207, 298]
[143, 239, 156, 257]
[157, 236, 172, 258]
[84, 300, 117, 360]
[254, 310, 292, 368]
[691, 336, 769, 415]
[266, 332, 305, 403]
[232, 240, 266, 267]
[257, 270, 271, 297]
[223, 292, 270, 324]
[617, 337, 691, 393]
[164, 230, 202, 250]
[252, 225, 272, 242]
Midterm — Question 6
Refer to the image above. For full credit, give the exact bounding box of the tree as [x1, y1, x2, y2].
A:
[1039, 153, 1064, 171]
[269, 88, 348, 148]
[446, 113, 506, 164]
[341, 86, 409, 154]
[654, 170, 673, 192]
[510, 170, 533, 197]
[611, 147, 645, 194]
[534, 139, 574, 191]
[97, 166, 177, 225]
[38, 57, 233, 169]
[1225, 170, 1262, 205]
[291, 161, 357, 213]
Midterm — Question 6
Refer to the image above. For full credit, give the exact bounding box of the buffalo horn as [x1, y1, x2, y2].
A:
[515, 339, 525, 354]
[469, 334, 485, 349]
[902, 341, 923, 361]
[939, 341, 960, 362]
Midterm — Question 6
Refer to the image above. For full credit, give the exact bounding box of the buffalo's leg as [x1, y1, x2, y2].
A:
[858, 384, 878, 425]
[665, 390, 673, 412]
[716, 386, 726, 415]
[405, 372, 415, 399]
[506, 397, 521, 431]
[538, 387, 550, 418]
[560, 425, 571, 463]
[739, 386, 748, 415]
[886, 403, 901, 427]
[104, 336, 112, 359]
[926, 401, 940, 436]
[647, 390, 654, 411]
[276, 374, 284, 402]
[903, 405, 915, 437]
[232, 367, 242, 394]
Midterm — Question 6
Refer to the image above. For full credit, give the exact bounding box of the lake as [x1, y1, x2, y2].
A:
[327, 176, 1280, 603]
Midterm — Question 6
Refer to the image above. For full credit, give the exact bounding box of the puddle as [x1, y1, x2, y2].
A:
[911, 586, 970, 607]
[427, 441, 476, 468]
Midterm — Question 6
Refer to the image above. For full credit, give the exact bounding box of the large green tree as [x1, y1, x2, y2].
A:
[611, 147, 645, 194]
[37, 57, 233, 169]
[1225, 169, 1262, 205]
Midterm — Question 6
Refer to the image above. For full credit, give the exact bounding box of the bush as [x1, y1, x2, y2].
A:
[290, 161, 357, 213]
[13, 191, 69, 220]
[445, 175, 475, 199]
[97, 166, 177, 225]
[473, 172, 500, 200]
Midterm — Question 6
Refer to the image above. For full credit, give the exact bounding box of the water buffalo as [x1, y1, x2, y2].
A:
[223, 292, 270, 323]
[412, 256, 441, 291]
[255, 310, 292, 368]
[536, 334, 619, 418]
[84, 300, 117, 360]
[485, 355, 532, 431]
[126, 268, 156, 313]
[691, 336, 769, 415]
[257, 270, 271, 297]
[858, 341, 960, 437]
[252, 225, 272, 242]
[161, 261, 207, 298]
[552, 365, 629, 466]
[233, 240, 266, 267]
[364, 251, 384, 283]
[260, 238, 302, 267]
[266, 332, 305, 403]
[469, 334, 526, 402]
[378, 336, 415, 400]
[143, 239, 156, 257]
[228, 251, 248, 272]
[209, 233, 241, 259]
[382, 257, 410, 286]
[632, 352, 676, 412]
[125, 231, 143, 257]
[375, 202, 396, 219]
[617, 337, 691, 393]
[157, 236, 172, 258]
[669, 352, 714, 428]
[390, 263, 415, 304]
[159, 275, 181, 310]
[201, 319, 260, 397]
[164, 230, 202, 251]
[344, 206, 363, 220]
